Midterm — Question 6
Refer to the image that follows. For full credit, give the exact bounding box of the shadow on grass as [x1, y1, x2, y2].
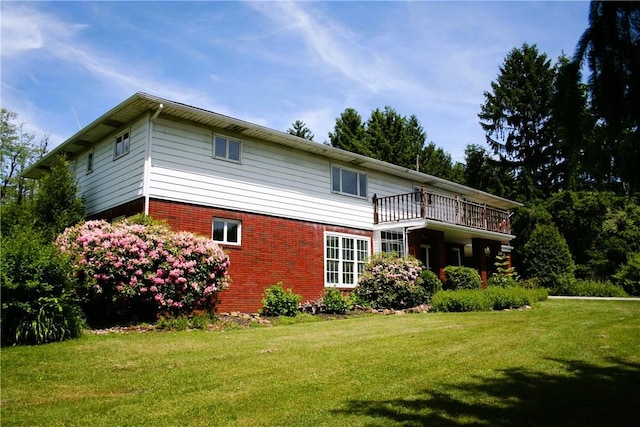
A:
[336, 358, 640, 426]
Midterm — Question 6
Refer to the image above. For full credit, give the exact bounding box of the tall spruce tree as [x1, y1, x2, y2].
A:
[479, 43, 557, 200]
[551, 55, 593, 192]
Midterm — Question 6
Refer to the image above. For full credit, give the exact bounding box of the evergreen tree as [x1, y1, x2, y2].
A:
[479, 43, 557, 200]
[287, 120, 314, 141]
[551, 55, 593, 192]
[574, 1, 640, 195]
[328, 108, 368, 155]
[33, 156, 84, 241]
[463, 144, 516, 199]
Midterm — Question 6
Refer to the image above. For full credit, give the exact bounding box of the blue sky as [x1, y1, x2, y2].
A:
[2, 1, 590, 163]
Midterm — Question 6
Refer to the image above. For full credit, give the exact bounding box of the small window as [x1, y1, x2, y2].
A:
[114, 129, 130, 159]
[213, 134, 241, 162]
[331, 165, 367, 198]
[212, 218, 241, 245]
[86, 152, 94, 174]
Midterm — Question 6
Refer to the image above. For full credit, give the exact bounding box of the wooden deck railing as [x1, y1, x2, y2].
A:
[373, 188, 511, 235]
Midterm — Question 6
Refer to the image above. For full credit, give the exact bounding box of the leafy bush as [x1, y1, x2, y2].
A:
[431, 287, 548, 313]
[443, 266, 482, 290]
[614, 253, 640, 296]
[431, 290, 492, 312]
[355, 253, 438, 309]
[1, 228, 84, 345]
[485, 287, 530, 310]
[261, 283, 302, 317]
[552, 278, 628, 297]
[527, 287, 549, 302]
[321, 287, 353, 314]
[421, 269, 443, 298]
[521, 224, 575, 289]
[57, 219, 230, 326]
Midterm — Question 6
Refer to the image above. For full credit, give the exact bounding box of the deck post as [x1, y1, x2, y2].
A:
[373, 194, 379, 224]
[420, 186, 426, 218]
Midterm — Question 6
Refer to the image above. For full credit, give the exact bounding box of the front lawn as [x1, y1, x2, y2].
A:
[2, 299, 639, 426]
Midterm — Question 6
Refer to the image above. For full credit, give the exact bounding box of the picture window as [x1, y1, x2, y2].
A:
[331, 165, 367, 198]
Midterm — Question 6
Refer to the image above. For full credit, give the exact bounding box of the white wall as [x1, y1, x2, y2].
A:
[148, 117, 431, 230]
[75, 117, 147, 215]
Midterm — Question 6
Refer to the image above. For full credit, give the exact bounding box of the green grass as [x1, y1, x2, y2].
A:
[2, 299, 639, 426]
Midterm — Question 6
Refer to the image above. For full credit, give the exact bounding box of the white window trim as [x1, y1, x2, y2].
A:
[213, 133, 242, 163]
[114, 128, 131, 160]
[212, 218, 242, 245]
[324, 231, 370, 288]
[331, 164, 367, 199]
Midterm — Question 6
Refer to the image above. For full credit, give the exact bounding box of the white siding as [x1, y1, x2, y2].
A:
[75, 117, 147, 215]
[148, 118, 378, 229]
[143, 117, 466, 231]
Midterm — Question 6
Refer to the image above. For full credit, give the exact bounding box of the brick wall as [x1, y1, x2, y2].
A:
[149, 199, 372, 313]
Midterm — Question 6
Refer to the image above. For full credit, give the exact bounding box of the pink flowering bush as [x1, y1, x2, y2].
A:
[354, 253, 440, 309]
[56, 219, 230, 324]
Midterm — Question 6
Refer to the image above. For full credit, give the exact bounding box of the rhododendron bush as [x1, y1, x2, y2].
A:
[56, 219, 230, 323]
[354, 253, 440, 309]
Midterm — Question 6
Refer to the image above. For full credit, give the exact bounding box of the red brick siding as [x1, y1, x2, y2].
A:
[148, 199, 372, 312]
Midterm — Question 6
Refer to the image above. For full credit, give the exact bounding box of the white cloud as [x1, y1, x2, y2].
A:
[249, 1, 422, 96]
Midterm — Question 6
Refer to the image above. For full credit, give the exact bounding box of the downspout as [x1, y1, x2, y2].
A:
[143, 103, 163, 215]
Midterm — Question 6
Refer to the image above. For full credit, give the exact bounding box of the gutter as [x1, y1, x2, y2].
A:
[143, 103, 163, 215]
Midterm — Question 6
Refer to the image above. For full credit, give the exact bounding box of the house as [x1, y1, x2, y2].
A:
[25, 92, 522, 312]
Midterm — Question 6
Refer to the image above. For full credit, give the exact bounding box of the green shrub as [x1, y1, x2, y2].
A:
[156, 315, 191, 331]
[321, 287, 353, 314]
[261, 283, 302, 317]
[485, 287, 530, 310]
[552, 278, 628, 297]
[443, 266, 482, 290]
[355, 253, 437, 309]
[190, 314, 212, 330]
[521, 224, 575, 289]
[527, 287, 549, 302]
[431, 290, 492, 312]
[1, 228, 84, 346]
[421, 269, 443, 299]
[614, 253, 640, 296]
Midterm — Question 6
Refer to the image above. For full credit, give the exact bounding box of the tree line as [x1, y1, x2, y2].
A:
[288, 2, 638, 203]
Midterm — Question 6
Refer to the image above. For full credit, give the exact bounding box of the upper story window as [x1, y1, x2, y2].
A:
[86, 151, 94, 174]
[114, 129, 130, 159]
[331, 165, 367, 198]
[213, 134, 241, 162]
[212, 218, 241, 245]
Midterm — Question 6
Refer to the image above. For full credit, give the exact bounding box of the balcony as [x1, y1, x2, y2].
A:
[373, 188, 511, 235]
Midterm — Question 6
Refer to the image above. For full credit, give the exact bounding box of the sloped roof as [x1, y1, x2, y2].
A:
[24, 92, 522, 210]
